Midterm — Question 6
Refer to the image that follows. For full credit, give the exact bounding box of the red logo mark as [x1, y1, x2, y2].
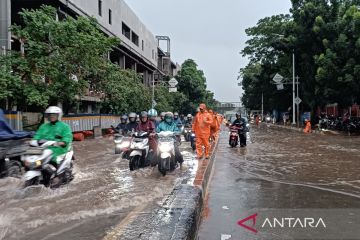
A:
[237, 213, 258, 233]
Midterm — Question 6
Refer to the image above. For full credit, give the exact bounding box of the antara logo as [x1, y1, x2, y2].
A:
[237, 213, 326, 233]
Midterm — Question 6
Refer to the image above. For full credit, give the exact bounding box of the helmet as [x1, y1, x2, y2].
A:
[174, 112, 179, 116]
[148, 109, 158, 117]
[45, 106, 63, 120]
[45, 106, 62, 115]
[128, 112, 136, 118]
[187, 114, 192, 118]
[140, 111, 148, 118]
[236, 112, 241, 118]
[121, 114, 128, 120]
[128, 112, 136, 122]
[164, 112, 174, 123]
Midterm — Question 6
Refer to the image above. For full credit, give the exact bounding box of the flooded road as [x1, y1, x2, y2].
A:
[0, 136, 197, 240]
[198, 124, 360, 240]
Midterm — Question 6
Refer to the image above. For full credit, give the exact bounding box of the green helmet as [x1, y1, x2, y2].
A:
[148, 109, 158, 117]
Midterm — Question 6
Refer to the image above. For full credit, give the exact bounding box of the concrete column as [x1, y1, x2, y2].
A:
[119, 55, 125, 69]
[0, 0, 11, 50]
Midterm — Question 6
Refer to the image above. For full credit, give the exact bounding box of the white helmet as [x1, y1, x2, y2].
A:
[45, 106, 63, 119]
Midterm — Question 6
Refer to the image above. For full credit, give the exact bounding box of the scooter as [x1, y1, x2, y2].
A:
[22, 140, 74, 188]
[157, 131, 179, 176]
[128, 131, 150, 171]
[183, 126, 192, 142]
[112, 127, 132, 158]
[229, 126, 239, 148]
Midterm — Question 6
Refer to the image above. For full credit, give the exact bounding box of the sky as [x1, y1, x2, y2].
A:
[125, 0, 292, 102]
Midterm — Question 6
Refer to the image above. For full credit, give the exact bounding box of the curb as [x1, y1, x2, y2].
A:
[118, 133, 221, 240]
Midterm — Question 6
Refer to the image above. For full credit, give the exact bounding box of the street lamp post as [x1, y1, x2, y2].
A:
[292, 50, 296, 125]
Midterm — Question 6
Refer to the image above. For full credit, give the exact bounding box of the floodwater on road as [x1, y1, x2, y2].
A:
[0, 136, 197, 240]
[198, 124, 360, 240]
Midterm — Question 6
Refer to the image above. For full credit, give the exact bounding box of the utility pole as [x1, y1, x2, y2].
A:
[296, 76, 300, 127]
[151, 76, 155, 109]
[261, 92, 264, 121]
[292, 50, 296, 125]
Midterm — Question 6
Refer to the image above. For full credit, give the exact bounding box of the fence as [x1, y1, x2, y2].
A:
[4, 111, 23, 131]
[62, 114, 120, 132]
[4, 112, 121, 132]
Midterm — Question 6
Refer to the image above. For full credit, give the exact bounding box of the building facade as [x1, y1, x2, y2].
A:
[0, 0, 179, 113]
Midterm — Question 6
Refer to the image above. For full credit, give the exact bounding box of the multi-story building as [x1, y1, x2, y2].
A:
[0, 0, 179, 113]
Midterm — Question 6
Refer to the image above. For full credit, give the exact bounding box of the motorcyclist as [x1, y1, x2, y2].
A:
[115, 114, 128, 133]
[156, 112, 184, 165]
[185, 114, 193, 127]
[180, 114, 185, 123]
[192, 103, 213, 159]
[136, 111, 157, 164]
[126, 112, 138, 133]
[231, 113, 247, 147]
[148, 109, 160, 128]
[173, 112, 183, 125]
[31, 106, 73, 167]
[160, 112, 166, 122]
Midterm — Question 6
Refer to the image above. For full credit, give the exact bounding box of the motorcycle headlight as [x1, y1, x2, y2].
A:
[119, 141, 130, 148]
[191, 133, 195, 137]
[25, 160, 42, 169]
[159, 144, 172, 152]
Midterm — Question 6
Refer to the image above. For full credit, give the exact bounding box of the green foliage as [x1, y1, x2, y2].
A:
[8, 5, 119, 111]
[99, 64, 151, 113]
[175, 59, 217, 113]
[241, 0, 360, 112]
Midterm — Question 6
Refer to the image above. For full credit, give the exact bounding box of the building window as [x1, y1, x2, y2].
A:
[122, 22, 131, 39]
[98, 0, 102, 16]
[142, 40, 144, 51]
[131, 32, 139, 46]
[109, 9, 112, 24]
[152, 49, 154, 59]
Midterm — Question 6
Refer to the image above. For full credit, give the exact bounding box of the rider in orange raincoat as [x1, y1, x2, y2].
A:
[192, 103, 213, 159]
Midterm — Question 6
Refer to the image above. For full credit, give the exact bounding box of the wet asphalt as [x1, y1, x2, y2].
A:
[198, 124, 360, 240]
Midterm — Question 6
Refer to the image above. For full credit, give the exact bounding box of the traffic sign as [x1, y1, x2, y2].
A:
[295, 97, 302, 105]
[273, 73, 284, 84]
[169, 87, 177, 93]
[276, 84, 284, 90]
[168, 78, 178, 87]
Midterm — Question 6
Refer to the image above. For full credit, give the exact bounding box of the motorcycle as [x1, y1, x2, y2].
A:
[22, 140, 74, 188]
[112, 127, 132, 158]
[229, 126, 239, 148]
[183, 123, 192, 142]
[190, 133, 196, 151]
[128, 131, 150, 171]
[157, 131, 179, 176]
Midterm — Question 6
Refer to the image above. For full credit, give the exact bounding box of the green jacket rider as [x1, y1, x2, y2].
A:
[33, 106, 72, 163]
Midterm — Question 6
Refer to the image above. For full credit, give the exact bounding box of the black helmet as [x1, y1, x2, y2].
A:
[236, 112, 241, 117]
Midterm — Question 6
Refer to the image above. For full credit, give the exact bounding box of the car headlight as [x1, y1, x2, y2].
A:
[159, 144, 172, 152]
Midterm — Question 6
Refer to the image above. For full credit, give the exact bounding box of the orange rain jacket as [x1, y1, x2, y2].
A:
[192, 110, 213, 138]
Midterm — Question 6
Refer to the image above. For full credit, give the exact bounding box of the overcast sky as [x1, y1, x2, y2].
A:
[126, 0, 292, 102]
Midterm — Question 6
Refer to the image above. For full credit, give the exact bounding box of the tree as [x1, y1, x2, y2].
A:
[99, 64, 151, 114]
[241, 0, 360, 113]
[9, 5, 119, 111]
[176, 59, 217, 113]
